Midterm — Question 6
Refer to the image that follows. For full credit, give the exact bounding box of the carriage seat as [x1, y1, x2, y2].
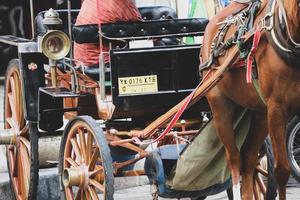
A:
[35, 6, 178, 37]
[75, 18, 208, 80]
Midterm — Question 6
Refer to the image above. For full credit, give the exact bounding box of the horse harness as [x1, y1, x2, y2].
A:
[199, 0, 262, 73]
[264, 0, 300, 66]
[199, 0, 300, 104]
[201, 0, 300, 70]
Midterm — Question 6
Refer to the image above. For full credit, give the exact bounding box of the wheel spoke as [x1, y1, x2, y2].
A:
[86, 133, 93, 165]
[88, 185, 99, 200]
[20, 137, 30, 152]
[13, 147, 19, 177]
[19, 144, 29, 196]
[8, 93, 19, 130]
[6, 117, 16, 129]
[89, 166, 104, 177]
[66, 157, 79, 167]
[89, 147, 100, 171]
[9, 77, 17, 109]
[8, 147, 16, 176]
[81, 189, 85, 200]
[13, 75, 23, 128]
[71, 138, 82, 163]
[78, 128, 87, 164]
[90, 179, 105, 193]
[85, 188, 91, 199]
[19, 125, 29, 137]
[75, 189, 83, 200]
[17, 152, 25, 199]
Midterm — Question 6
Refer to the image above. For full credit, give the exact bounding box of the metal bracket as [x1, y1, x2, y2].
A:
[260, 12, 274, 31]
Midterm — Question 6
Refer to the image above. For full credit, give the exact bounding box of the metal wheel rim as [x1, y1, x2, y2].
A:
[63, 121, 107, 200]
[253, 154, 269, 199]
[288, 123, 300, 173]
[4, 67, 31, 200]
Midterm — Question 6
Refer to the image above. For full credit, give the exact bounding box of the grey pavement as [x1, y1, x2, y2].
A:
[114, 178, 300, 200]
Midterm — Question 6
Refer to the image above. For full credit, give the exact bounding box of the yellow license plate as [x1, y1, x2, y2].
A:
[118, 75, 158, 95]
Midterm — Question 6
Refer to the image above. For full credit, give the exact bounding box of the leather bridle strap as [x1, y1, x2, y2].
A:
[275, 0, 300, 47]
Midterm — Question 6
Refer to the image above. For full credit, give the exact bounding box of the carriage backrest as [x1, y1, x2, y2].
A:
[72, 18, 208, 44]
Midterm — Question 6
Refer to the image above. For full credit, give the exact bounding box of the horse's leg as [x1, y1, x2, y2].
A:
[267, 102, 290, 200]
[240, 112, 268, 200]
[206, 88, 241, 200]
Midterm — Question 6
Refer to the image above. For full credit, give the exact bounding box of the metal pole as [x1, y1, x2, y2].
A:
[30, 0, 36, 39]
[67, 0, 73, 63]
[175, 0, 179, 17]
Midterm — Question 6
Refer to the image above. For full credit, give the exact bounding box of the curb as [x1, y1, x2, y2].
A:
[0, 168, 149, 200]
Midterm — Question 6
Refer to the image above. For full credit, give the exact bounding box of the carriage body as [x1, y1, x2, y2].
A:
[0, 1, 213, 199]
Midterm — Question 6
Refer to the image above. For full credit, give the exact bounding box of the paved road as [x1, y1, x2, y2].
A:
[0, 81, 299, 199]
[115, 179, 299, 200]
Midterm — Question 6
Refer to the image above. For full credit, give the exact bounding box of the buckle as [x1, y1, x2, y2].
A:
[259, 12, 274, 31]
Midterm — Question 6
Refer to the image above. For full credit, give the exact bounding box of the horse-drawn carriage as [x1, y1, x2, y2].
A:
[0, 0, 289, 199]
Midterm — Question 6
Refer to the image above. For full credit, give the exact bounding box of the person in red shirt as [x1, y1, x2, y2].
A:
[74, 0, 141, 66]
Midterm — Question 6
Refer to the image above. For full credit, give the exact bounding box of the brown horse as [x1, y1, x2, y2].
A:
[201, 0, 300, 199]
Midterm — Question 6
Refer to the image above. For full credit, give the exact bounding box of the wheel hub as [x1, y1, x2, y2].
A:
[63, 165, 89, 188]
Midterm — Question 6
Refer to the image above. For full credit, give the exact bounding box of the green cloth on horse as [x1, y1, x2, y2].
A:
[166, 108, 251, 191]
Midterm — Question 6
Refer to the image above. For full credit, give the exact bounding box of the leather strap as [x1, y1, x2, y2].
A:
[275, 0, 300, 47]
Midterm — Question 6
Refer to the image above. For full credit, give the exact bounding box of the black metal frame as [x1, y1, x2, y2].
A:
[0, 7, 210, 130]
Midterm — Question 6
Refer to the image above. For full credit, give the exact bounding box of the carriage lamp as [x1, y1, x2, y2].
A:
[40, 8, 71, 87]
[40, 30, 71, 61]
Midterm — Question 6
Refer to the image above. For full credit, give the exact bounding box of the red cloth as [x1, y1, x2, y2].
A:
[74, 0, 141, 66]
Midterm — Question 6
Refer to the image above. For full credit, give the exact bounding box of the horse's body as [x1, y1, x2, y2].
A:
[201, 0, 300, 199]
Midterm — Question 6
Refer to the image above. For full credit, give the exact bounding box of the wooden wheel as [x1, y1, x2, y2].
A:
[60, 116, 114, 200]
[253, 138, 277, 200]
[4, 59, 39, 200]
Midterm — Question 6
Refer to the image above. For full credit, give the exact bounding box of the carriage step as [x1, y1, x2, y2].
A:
[39, 87, 85, 98]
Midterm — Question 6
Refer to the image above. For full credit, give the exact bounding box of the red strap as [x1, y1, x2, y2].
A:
[133, 70, 212, 145]
[232, 60, 246, 69]
[133, 84, 198, 145]
[246, 28, 262, 83]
